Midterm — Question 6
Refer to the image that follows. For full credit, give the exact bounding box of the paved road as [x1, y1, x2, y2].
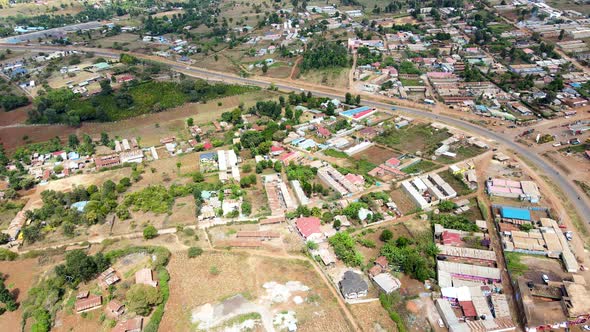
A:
[2, 44, 589, 231]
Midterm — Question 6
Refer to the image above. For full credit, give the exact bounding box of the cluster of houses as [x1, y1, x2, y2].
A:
[433, 221, 518, 331]
[73, 265, 159, 332]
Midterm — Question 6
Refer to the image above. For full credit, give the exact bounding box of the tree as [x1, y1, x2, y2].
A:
[380, 229, 393, 242]
[143, 225, 158, 239]
[56, 250, 99, 284]
[126, 284, 162, 316]
[192, 172, 204, 182]
[333, 219, 341, 229]
[99, 80, 113, 96]
[188, 247, 203, 258]
[345, 92, 353, 104]
[558, 29, 565, 41]
[438, 200, 456, 212]
[0, 278, 17, 312]
[355, 95, 361, 105]
[68, 134, 79, 148]
[273, 161, 282, 172]
[262, 61, 268, 74]
[187, 117, 194, 126]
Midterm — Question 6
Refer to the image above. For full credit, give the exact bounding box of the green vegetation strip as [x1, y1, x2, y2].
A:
[505, 252, 528, 276]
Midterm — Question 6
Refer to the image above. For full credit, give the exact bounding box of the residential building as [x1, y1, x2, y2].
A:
[75, 295, 102, 313]
[339, 270, 368, 299]
[135, 268, 158, 287]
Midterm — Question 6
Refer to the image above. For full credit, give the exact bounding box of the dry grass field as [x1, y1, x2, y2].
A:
[297, 68, 350, 89]
[160, 251, 353, 332]
[349, 300, 397, 332]
[1, 0, 87, 17]
[0, 259, 43, 332]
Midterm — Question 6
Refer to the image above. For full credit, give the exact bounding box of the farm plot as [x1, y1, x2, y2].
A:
[352, 145, 396, 165]
[390, 189, 418, 214]
[160, 251, 353, 332]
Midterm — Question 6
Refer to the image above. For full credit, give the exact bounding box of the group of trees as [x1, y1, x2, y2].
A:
[0, 94, 30, 112]
[28, 77, 256, 125]
[430, 213, 479, 232]
[344, 93, 361, 106]
[329, 232, 364, 267]
[22, 178, 132, 243]
[380, 232, 438, 281]
[0, 277, 17, 315]
[301, 41, 349, 72]
[248, 100, 282, 120]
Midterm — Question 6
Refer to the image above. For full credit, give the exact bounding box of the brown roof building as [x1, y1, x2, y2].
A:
[112, 317, 143, 332]
[105, 300, 125, 318]
[95, 154, 121, 170]
[135, 268, 158, 287]
[98, 267, 120, 289]
[75, 295, 102, 313]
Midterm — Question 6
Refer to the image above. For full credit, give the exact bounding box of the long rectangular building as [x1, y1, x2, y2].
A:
[438, 260, 501, 283]
[317, 165, 360, 196]
[436, 244, 497, 262]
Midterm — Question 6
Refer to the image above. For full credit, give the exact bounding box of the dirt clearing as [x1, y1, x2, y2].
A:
[160, 251, 353, 332]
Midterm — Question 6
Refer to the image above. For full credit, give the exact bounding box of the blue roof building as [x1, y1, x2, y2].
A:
[200, 152, 216, 160]
[500, 206, 531, 221]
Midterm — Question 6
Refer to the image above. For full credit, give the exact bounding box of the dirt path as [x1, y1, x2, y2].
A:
[289, 56, 302, 80]
[349, 52, 357, 88]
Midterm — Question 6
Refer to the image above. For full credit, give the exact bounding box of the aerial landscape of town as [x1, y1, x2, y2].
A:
[1, 0, 590, 331]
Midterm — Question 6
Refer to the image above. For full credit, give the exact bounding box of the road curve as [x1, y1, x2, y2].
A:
[2, 44, 589, 230]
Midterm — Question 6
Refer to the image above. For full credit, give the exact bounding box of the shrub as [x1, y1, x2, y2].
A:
[143, 225, 158, 240]
[188, 247, 203, 258]
[0, 249, 18, 261]
[380, 230, 393, 242]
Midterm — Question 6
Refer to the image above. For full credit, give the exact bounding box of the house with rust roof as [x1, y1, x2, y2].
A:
[105, 300, 125, 319]
[75, 295, 102, 313]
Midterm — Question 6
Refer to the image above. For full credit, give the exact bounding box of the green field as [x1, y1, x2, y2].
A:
[437, 145, 487, 164]
[375, 124, 452, 153]
[401, 160, 438, 174]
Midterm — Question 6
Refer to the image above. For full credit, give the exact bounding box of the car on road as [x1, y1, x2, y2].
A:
[542, 274, 550, 284]
[565, 231, 573, 241]
[583, 325, 590, 331]
[391, 107, 397, 110]
[553, 142, 561, 147]
[508, 125, 516, 129]
[570, 138, 581, 145]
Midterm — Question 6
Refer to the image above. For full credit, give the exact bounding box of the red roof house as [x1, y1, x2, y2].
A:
[270, 145, 285, 156]
[459, 301, 477, 318]
[385, 157, 400, 168]
[441, 231, 462, 246]
[344, 173, 365, 186]
[295, 217, 322, 240]
[317, 126, 331, 138]
[375, 256, 389, 269]
[203, 141, 213, 150]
